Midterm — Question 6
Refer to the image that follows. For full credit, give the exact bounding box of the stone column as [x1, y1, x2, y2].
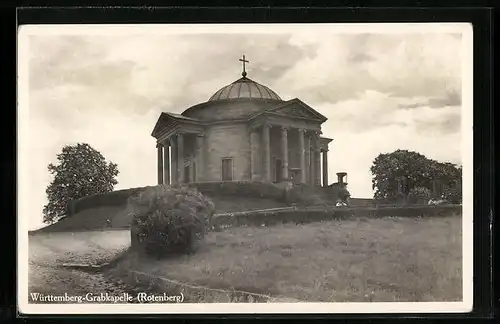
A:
[298, 128, 306, 184]
[306, 134, 312, 185]
[177, 132, 185, 184]
[195, 134, 204, 182]
[281, 126, 289, 181]
[170, 137, 177, 185]
[322, 149, 328, 187]
[163, 140, 170, 185]
[262, 124, 271, 182]
[157, 143, 163, 185]
[313, 132, 321, 187]
[189, 156, 195, 183]
[250, 129, 258, 180]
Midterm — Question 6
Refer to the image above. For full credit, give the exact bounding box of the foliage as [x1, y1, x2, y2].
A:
[336, 186, 351, 203]
[129, 185, 215, 258]
[43, 143, 119, 224]
[442, 179, 462, 204]
[407, 187, 432, 205]
[283, 183, 351, 206]
[211, 205, 462, 229]
[187, 181, 285, 200]
[370, 149, 462, 202]
[284, 184, 327, 206]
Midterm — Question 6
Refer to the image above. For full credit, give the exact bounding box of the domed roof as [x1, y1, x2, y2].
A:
[208, 76, 282, 102]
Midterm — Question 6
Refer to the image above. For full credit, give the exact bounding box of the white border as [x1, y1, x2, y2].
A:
[17, 23, 474, 315]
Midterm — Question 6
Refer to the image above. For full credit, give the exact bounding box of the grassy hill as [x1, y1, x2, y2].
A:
[112, 213, 462, 302]
[31, 183, 288, 234]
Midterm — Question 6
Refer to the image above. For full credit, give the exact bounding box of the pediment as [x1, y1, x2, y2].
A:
[268, 99, 327, 122]
[151, 112, 202, 138]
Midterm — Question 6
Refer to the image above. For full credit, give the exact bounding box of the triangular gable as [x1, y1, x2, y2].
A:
[270, 99, 327, 122]
[151, 112, 202, 137]
[151, 113, 175, 137]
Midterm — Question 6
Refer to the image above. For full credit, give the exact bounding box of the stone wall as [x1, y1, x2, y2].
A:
[182, 99, 279, 121]
[348, 198, 375, 206]
[204, 123, 251, 181]
[211, 205, 462, 229]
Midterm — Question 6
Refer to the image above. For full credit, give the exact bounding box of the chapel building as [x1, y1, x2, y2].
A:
[151, 56, 332, 187]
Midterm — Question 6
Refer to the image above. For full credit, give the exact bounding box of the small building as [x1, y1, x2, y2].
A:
[151, 56, 333, 187]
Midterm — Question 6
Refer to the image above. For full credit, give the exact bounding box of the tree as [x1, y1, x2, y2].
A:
[408, 187, 432, 204]
[442, 175, 462, 204]
[370, 149, 462, 203]
[42, 143, 119, 224]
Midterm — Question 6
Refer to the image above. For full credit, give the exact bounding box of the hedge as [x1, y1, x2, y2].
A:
[210, 205, 462, 229]
[68, 187, 148, 216]
[67, 182, 286, 217]
[185, 181, 286, 200]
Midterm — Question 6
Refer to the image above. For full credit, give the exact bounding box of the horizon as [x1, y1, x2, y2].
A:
[19, 24, 464, 230]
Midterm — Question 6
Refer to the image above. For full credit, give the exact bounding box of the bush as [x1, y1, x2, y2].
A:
[186, 181, 285, 200]
[408, 187, 432, 204]
[210, 205, 462, 229]
[374, 192, 408, 206]
[284, 184, 327, 206]
[324, 185, 351, 204]
[129, 185, 215, 258]
[443, 181, 462, 204]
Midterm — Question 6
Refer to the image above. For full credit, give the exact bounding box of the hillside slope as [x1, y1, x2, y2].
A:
[31, 194, 287, 234]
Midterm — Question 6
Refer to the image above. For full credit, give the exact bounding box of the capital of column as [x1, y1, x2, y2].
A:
[156, 142, 163, 148]
[263, 123, 272, 129]
[281, 126, 289, 133]
[161, 138, 170, 147]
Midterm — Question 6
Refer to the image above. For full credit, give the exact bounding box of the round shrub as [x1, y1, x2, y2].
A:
[284, 184, 327, 206]
[129, 185, 215, 258]
[334, 186, 351, 203]
[408, 186, 432, 205]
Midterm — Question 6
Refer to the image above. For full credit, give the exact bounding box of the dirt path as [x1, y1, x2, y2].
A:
[28, 230, 138, 303]
[28, 263, 138, 302]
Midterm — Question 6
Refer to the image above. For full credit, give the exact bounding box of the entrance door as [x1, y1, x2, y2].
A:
[192, 161, 196, 182]
[184, 165, 190, 183]
[222, 158, 233, 181]
[275, 158, 282, 182]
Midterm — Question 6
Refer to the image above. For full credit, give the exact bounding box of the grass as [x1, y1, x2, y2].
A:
[123, 214, 462, 302]
[31, 196, 287, 233]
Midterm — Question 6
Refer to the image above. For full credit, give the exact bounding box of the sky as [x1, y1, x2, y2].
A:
[19, 24, 467, 230]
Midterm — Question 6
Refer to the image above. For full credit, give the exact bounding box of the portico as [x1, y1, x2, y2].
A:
[153, 113, 206, 185]
[247, 123, 332, 186]
[246, 99, 332, 186]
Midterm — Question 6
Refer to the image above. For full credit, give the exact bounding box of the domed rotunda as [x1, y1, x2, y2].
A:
[152, 56, 332, 187]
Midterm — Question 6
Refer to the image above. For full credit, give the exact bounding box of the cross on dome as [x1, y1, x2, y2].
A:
[239, 54, 249, 77]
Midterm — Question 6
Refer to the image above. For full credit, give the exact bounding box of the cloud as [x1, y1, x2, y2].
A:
[318, 89, 461, 198]
[275, 33, 462, 105]
[316, 90, 461, 134]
